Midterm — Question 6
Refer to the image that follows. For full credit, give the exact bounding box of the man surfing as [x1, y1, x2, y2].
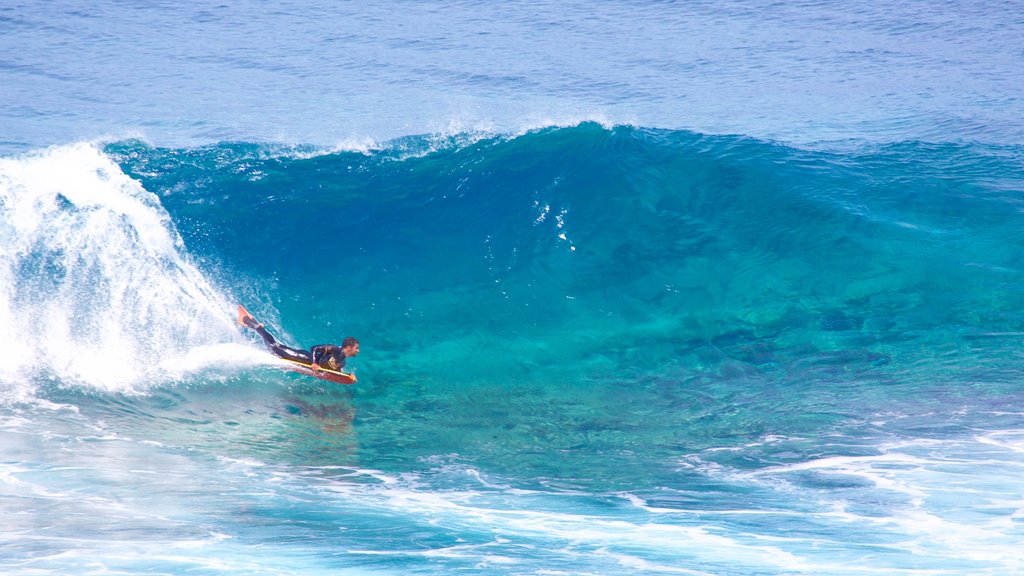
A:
[237, 304, 360, 384]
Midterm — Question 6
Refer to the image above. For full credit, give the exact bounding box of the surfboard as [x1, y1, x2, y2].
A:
[279, 358, 357, 385]
[237, 304, 357, 385]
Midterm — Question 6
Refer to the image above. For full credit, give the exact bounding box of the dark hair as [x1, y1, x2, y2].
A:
[342, 337, 359, 348]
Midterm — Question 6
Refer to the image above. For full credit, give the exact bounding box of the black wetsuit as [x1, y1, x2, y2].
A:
[254, 325, 347, 370]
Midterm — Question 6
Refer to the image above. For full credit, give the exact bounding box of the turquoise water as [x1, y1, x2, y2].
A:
[4, 125, 1024, 574]
[4, 1, 1024, 574]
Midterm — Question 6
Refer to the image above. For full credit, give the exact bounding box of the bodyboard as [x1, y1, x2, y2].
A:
[280, 358, 357, 385]
[237, 304, 357, 385]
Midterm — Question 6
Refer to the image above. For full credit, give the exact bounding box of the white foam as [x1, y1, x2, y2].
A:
[0, 142, 242, 394]
[689, 433, 1024, 572]
[310, 470, 820, 574]
[158, 343, 279, 379]
[977, 430, 1024, 453]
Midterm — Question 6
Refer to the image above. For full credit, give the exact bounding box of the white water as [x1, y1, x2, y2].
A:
[0, 143, 243, 393]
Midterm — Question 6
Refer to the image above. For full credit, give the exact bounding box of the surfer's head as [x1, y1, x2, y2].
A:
[341, 337, 360, 357]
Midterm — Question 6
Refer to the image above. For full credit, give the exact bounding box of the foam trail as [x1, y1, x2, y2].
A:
[0, 143, 238, 393]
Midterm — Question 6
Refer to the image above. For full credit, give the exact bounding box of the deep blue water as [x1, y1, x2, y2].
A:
[3, 0, 1024, 151]
[3, 2, 1024, 575]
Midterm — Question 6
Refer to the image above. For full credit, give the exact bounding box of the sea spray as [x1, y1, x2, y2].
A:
[0, 143, 243, 392]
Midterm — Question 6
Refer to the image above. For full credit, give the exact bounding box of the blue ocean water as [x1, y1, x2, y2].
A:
[3, 2, 1024, 575]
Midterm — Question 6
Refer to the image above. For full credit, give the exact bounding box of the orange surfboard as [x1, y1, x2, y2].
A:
[279, 358, 357, 385]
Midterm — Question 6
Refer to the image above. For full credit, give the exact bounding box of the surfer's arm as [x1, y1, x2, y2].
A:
[310, 344, 336, 370]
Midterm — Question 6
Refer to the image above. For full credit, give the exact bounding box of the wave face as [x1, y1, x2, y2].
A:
[3, 125, 1024, 574]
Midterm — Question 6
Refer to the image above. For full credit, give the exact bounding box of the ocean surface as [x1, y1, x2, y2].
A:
[3, 1, 1024, 575]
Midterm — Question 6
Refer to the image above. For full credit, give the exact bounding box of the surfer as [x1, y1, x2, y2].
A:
[237, 305, 359, 374]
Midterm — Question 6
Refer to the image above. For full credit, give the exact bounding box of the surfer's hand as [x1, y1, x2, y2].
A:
[311, 363, 320, 371]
